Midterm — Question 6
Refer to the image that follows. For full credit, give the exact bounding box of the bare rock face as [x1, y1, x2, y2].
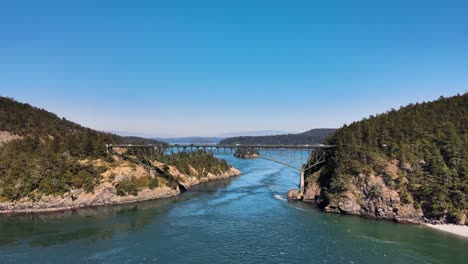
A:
[303, 174, 424, 223]
[0, 184, 180, 214]
[0, 131, 22, 145]
[0, 161, 241, 214]
[287, 189, 301, 201]
[302, 182, 321, 202]
[168, 167, 241, 189]
[336, 192, 361, 214]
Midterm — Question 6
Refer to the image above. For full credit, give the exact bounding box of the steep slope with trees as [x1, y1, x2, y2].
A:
[0, 97, 239, 212]
[303, 94, 467, 224]
[219, 129, 335, 145]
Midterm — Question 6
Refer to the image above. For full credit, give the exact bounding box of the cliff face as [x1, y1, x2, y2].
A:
[302, 94, 467, 225]
[0, 97, 241, 213]
[303, 167, 424, 224]
[0, 157, 241, 214]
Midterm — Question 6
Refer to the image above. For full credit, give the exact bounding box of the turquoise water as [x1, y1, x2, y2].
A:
[0, 156, 467, 263]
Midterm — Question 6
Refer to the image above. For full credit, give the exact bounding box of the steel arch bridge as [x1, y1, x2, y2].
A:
[106, 144, 336, 194]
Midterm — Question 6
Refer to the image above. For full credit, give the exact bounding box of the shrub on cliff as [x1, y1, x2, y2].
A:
[115, 178, 138, 196]
[310, 93, 467, 222]
[0, 97, 165, 201]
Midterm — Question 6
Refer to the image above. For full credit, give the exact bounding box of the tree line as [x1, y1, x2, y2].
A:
[314, 94, 467, 223]
[219, 129, 335, 145]
[0, 97, 210, 201]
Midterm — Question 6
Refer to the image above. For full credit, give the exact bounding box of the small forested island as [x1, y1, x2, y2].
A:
[301, 94, 467, 225]
[0, 97, 240, 214]
[219, 128, 335, 145]
[234, 148, 260, 159]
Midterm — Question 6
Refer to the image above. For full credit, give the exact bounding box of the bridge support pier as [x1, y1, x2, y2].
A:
[106, 143, 334, 201]
[298, 169, 305, 199]
[299, 170, 305, 193]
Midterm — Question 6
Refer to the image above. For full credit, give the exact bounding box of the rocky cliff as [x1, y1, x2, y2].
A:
[0, 157, 241, 214]
[0, 96, 241, 214]
[299, 94, 467, 225]
[302, 164, 424, 224]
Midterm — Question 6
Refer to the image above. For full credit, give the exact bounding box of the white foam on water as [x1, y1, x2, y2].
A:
[273, 193, 287, 201]
[88, 246, 126, 260]
[361, 235, 399, 244]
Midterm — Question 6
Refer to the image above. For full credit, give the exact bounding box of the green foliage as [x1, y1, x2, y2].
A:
[0, 96, 163, 200]
[368, 185, 382, 200]
[135, 175, 151, 189]
[400, 190, 413, 205]
[155, 151, 231, 178]
[0, 135, 105, 199]
[234, 148, 259, 157]
[315, 94, 468, 222]
[108, 173, 117, 182]
[72, 170, 99, 192]
[115, 178, 138, 196]
[220, 129, 335, 145]
[0, 97, 230, 201]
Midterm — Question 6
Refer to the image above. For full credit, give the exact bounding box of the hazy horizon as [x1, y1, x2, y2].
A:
[114, 129, 298, 138]
[1, 1, 467, 136]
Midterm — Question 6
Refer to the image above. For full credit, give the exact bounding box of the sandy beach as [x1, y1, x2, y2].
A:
[425, 224, 468, 238]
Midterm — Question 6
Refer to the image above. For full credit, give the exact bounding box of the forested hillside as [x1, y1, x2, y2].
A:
[0, 97, 228, 203]
[305, 94, 467, 224]
[123, 136, 168, 145]
[219, 129, 335, 145]
[155, 137, 223, 144]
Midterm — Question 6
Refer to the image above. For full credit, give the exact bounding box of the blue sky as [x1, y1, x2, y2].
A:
[0, 0, 467, 137]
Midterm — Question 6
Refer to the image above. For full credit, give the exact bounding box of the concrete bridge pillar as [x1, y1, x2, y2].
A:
[299, 169, 305, 197]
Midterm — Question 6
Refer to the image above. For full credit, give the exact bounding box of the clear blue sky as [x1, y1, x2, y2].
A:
[0, 0, 467, 137]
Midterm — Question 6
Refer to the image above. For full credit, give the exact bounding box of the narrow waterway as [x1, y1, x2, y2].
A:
[0, 156, 466, 263]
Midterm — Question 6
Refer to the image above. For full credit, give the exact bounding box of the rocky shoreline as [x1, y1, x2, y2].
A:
[288, 169, 468, 235]
[288, 188, 468, 239]
[0, 167, 241, 215]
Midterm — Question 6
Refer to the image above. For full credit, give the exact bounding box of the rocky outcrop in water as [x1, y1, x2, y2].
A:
[234, 148, 259, 159]
[302, 172, 426, 224]
[305, 94, 468, 225]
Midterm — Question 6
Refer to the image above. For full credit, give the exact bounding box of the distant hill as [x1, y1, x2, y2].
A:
[0, 97, 165, 147]
[154, 137, 223, 144]
[219, 129, 336, 145]
[304, 94, 468, 224]
[217, 130, 288, 138]
[124, 136, 167, 145]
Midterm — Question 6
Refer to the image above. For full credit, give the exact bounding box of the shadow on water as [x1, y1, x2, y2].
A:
[0, 196, 180, 247]
[0, 176, 241, 248]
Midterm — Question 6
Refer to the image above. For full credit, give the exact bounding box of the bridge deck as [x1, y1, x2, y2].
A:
[107, 144, 336, 149]
[106, 143, 335, 195]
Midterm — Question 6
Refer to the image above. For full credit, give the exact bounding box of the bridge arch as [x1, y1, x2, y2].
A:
[106, 144, 335, 194]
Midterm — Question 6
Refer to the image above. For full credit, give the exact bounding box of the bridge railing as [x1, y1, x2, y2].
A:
[106, 143, 336, 194]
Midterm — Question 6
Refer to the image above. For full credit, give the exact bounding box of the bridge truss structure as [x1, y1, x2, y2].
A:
[106, 144, 335, 193]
